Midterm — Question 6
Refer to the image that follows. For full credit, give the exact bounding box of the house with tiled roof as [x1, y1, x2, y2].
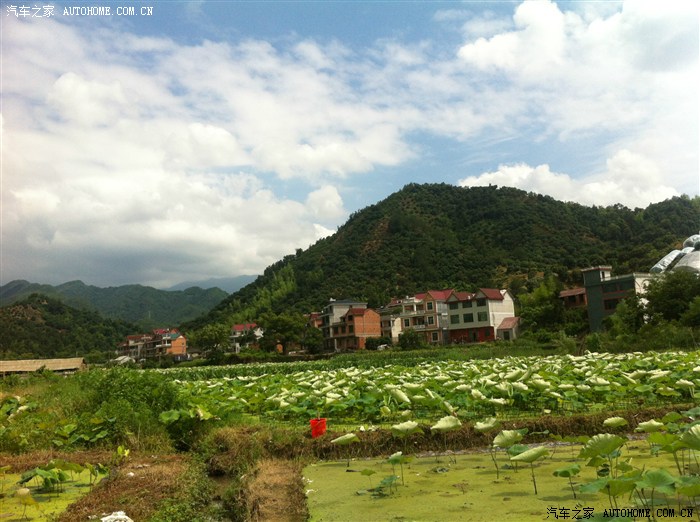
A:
[117, 329, 187, 359]
[230, 323, 263, 352]
[496, 316, 521, 341]
[379, 289, 454, 345]
[445, 288, 517, 343]
[320, 299, 376, 351]
[559, 287, 587, 309]
[329, 307, 381, 350]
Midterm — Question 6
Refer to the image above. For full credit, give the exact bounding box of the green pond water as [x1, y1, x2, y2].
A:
[304, 444, 699, 522]
[0, 469, 103, 521]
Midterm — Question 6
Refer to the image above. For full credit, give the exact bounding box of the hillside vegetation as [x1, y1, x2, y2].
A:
[185, 184, 700, 329]
[0, 280, 228, 329]
[0, 294, 136, 360]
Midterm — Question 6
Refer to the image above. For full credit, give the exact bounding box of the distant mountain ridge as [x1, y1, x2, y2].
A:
[184, 183, 700, 331]
[0, 279, 228, 328]
[166, 275, 257, 293]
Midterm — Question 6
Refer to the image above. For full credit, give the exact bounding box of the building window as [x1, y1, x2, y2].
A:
[427, 302, 434, 310]
[604, 299, 619, 310]
[463, 301, 472, 308]
[431, 332, 439, 342]
[449, 302, 459, 310]
[427, 316, 434, 325]
[450, 314, 460, 324]
[476, 298, 486, 307]
[349, 325, 354, 333]
[333, 326, 339, 335]
[463, 313, 474, 323]
[477, 312, 488, 322]
[404, 318, 410, 327]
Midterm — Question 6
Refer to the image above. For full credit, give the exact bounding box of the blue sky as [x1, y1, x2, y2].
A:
[2, 0, 698, 288]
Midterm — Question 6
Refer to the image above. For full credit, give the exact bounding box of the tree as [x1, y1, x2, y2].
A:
[301, 325, 324, 354]
[189, 323, 230, 362]
[518, 276, 564, 331]
[680, 296, 700, 327]
[398, 328, 424, 351]
[645, 270, 700, 323]
[607, 294, 645, 336]
[257, 312, 308, 355]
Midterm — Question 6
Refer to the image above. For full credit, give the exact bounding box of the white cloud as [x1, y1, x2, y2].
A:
[305, 186, 347, 222]
[458, 0, 565, 79]
[1, 1, 696, 286]
[46, 72, 132, 126]
[457, 149, 679, 208]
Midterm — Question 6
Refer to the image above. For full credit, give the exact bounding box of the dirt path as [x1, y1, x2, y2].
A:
[246, 459, 308, 522]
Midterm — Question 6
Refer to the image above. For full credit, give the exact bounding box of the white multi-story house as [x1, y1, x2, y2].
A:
[323, 288, 519, 349]
[445, 288, 518, 343]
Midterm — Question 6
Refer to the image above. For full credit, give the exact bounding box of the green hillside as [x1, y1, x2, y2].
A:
[185, 184, 700, 330]
[0, 280, 228, 329]
[0, 294, 136, 360]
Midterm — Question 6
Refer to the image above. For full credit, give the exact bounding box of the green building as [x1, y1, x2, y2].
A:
[582, 266, 651, 332]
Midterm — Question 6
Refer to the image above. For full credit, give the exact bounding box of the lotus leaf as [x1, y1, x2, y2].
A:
[603, 417, 628, 428]
[553, 464, 581, 478]
[578, 433, 626, 459]
[635, 420, 664, 433]
[509, 446, 548, 463]
[474, 417, 499, 433]
[391, 421, 422, 437]
[636, 469, 676, 495]
[430, 416, 461, 433]
[680, 424, 700, 450]
[331, 433, 360, 445]
[493, 429, 524, 449]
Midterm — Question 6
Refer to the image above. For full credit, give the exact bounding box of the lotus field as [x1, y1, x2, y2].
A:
[159, 351, 700, 425]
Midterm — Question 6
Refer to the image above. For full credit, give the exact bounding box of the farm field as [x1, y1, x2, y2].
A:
[1, 348, 699, 521]
[157, 350, 700, 426]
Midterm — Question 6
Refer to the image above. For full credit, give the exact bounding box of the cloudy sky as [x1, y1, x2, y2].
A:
[2, 0, 698, 288]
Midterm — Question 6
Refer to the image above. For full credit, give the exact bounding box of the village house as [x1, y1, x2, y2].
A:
[319, 299, 381, 351]
[0, 357, 86, 375]
[117, 329, 187, 360]
[445, 288, 518, 343]
[559, 287, 587, 309]
[582, 266, 651, 332]
[379, 289, 453, 345]
[378, 288, 519, 345]
[230, 323, 263, 352]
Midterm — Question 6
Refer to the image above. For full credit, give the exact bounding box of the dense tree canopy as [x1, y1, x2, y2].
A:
[0, 294, 135, 359]
[645, 270, 700, 324]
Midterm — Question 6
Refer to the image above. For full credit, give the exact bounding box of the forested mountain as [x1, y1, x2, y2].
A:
[185, 184, 700, 330]
[0, 280, 228, 329]
[0, 294, 136, 360]
[167, 275, 257, 293]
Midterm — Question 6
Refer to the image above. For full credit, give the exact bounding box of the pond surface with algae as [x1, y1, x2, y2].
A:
[304, 443, 697, 522]
[0, 468, 104, 521]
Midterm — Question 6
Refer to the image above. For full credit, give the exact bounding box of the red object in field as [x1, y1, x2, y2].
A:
[310, 418, 327, 438]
